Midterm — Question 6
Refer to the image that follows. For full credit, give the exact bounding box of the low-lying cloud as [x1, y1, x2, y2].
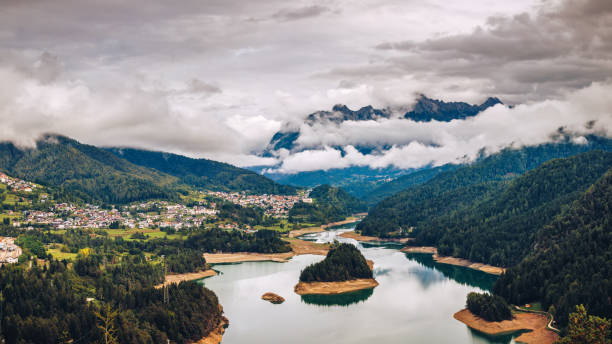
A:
[270, 81, 612, 173]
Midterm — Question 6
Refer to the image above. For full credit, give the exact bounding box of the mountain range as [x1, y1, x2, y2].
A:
[257, 95, 504, 193]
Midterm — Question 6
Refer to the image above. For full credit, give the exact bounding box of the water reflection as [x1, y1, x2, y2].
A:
[468, 328, 528, 344]
[405, 252, 498, 291]
[301, 288, 374, 306]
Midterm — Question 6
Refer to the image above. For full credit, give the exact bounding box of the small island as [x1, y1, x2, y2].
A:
[262, 292, 285, 304]
[294, 243, 378, 295]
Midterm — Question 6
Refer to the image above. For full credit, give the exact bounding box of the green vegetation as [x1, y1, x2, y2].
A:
[299, 243, 372, 282]
[0, 258, 222, 344]
[105, 147, 296, 195]
[494, 168, 612, 332]
[364, 164, 459, 206]
[289, 185, 365, 225]
[358, 138, 612, 238]
[360, 150, 611, 267]
[0, 135, 296, 205]
[465, 292, 512, 322]
[184, 228, 291, 253]
[0, 135, 179, 204]
[557, 305, 611, 344]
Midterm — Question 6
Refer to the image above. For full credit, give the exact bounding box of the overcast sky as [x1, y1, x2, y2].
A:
[0, 0, 610, 171]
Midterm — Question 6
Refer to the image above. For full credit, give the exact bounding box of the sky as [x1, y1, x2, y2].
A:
[0, 0, 611, 172]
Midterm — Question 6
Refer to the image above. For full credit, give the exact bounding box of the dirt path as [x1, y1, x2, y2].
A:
[400, 246, 505, 275]
[454, 309, 558, 344]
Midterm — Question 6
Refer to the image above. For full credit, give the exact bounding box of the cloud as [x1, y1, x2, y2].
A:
[271, 5, 331, 21]
[186, 79, 222, 94]
[362, 0, 612, 104]
[270, 81, 612, 173]
[0, 52, 278, 165]
[0, 0, 610, 172]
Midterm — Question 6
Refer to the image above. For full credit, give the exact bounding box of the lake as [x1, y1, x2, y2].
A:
[200, 224, 521, 343]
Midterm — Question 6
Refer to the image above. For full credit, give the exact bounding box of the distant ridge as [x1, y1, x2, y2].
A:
[105, 147, 296, 195]
[404, 95, 502, 122]
[0, 134, 296, 204]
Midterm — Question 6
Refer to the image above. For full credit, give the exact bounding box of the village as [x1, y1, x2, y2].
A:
[1, 172, 312, 231]
[0, 172, 38, 193]
[206, 190, 312, 218]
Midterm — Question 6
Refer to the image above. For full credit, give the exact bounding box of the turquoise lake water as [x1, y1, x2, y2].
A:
[200, 225, 521, 343]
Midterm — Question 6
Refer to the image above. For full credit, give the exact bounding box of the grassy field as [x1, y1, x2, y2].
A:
[47, 247, 78, 261]
[105, 228, 184, 241]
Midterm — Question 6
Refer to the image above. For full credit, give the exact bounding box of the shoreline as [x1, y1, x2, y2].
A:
[287, 216, 362, 238]
[294, 278, 379, 295]
[401, 246, 505, 275]
[454, 309, 558, 344]
[196, 307, 229, 344]
[204, 238, 331, 264]
[155, 269, 218, 288]
[338, 231, 411, 243]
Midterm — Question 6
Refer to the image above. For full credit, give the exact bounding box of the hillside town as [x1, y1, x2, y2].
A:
[0, 172, 38, 193]
[206, 190, 312, 217]
[21, 201, 219, 230]
[1, 172, 314, 233]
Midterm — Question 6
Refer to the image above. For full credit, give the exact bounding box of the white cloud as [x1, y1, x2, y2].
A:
[271, 81, 612, 173]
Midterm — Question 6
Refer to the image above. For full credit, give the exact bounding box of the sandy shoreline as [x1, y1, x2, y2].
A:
[454, 309, 558, 344]
[294, 278, 379, 295]
[155, 269, 218, 288]
[400, 246, 505, 275]
[288, 216, 362, 238]
[204, 238, 330, 264]
[204, 251, 295, 263]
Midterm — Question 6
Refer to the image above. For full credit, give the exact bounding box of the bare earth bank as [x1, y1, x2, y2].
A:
[400, 246, 505, 275]
[294, 278, 379, 295]
[454, 309, 558, 344]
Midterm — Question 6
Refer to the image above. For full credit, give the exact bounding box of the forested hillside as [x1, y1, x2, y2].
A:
[493, 168, 612, 331]
[0, 258, 222, 344]
[415, 151, 612, 266]
[358, 138, 612, 237]
[363, 164, 458, 205]
[0, 135, 297, 204]
[106, 147, 296, 195]
[0, 135, 180, 204]
[289, 184, 366, 225]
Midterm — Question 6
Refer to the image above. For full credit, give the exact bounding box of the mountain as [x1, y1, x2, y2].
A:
[493, 167, 612, 331]
[363, 164, 459, 205]
[260, 95, 503, 191]
[0, 135, 179, 204]
[357, 137, 612, 238]
[105, 147, 296, 195]
[265, 95, 500, 154]
[0, 135, 295, 204]
[288, 184, 366, 225]
[404, 95, 502, 122]
[264, 166, 409, 198]
[417, 151, 612, 266]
